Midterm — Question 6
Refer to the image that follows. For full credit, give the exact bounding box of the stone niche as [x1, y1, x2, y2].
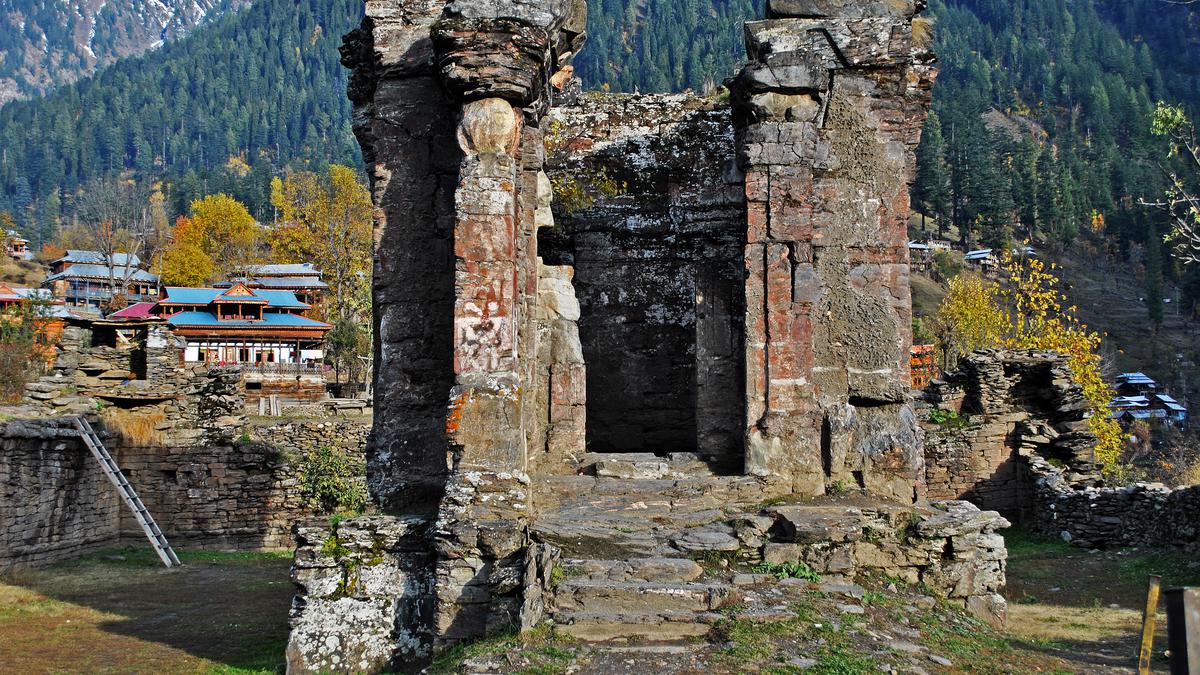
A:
[285, 0, 963, 671]
[542, 94, 747, 471]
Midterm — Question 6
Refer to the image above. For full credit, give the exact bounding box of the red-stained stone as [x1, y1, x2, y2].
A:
[455, 213, 516, 261]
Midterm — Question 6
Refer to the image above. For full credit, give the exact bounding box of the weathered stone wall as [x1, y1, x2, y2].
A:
[546, 94, 746, 469]
[729, 0, 935, 499]
[2, 390, 368, 572]
[0, 418, 121, 573]
[117, 420, 368, 550]
[921, 350, 1099, 520]
[1027, 456, 1200, 550]
[756, 499, 1009, 623]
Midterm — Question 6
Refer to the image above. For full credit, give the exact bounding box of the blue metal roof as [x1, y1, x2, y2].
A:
[45, 264, 159, 283]
[166, 311, 331, 329]
[162, 288, 223, 304]
[162, 287, 309, 309]
[253, 290, 310, 308]
[56, 250, 142, 266]
[246, 263, 321, 276]
[1117, 372, 1156, 383]
[215, 294, 267, 303]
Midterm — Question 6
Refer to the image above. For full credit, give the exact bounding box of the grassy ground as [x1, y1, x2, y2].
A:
[0, 547, 293, 675]
[1004, 527, 1200, 673]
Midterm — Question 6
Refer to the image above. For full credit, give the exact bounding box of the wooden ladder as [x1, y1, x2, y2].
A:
[73, 416, 181, 568]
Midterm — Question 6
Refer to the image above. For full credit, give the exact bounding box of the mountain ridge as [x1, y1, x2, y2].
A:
[0, 0, 250, 106]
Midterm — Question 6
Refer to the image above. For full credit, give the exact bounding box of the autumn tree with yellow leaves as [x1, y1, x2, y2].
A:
[157, 194, 260, 286]
[934, 251, 1125, 476]
[268, 165, 372, 323]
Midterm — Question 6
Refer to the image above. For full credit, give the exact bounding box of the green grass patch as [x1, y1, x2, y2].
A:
[1002, 527, 1072, 557]
[1114, 550, 1200, 588]
[715, 616, 812, 663]
[56, 547, 290, 570]
[753, 561, 821, 582]
[204, 634, 288, 674]
[809, 646, 875, 674]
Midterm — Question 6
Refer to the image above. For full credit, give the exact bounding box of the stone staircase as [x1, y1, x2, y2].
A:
[551, 557, 738, 642]
[529, 452, 1011, 643]
[532, 453, 768, 643]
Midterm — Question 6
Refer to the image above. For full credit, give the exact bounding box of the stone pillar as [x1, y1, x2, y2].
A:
[430, 0, 586, 647]
[341, 0, 460, 516]
[733, 0, 936, 500]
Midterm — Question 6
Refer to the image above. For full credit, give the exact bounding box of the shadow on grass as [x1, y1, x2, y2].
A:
[2, 546, 293, 674]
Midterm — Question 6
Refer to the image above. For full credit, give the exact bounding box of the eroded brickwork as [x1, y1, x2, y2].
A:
[730, 0, 935, 499]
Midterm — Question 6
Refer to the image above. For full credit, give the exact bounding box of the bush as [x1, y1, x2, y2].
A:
[299, 446, 368, 514]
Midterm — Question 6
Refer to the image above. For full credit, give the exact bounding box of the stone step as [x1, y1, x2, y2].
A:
[553, 610, 717, 643]
[561, 557, 704, 583]
[577, 452, 717, 480]
[554, 579, 738, 615]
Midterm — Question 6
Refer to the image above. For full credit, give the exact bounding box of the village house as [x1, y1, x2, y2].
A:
[4, 230, 30, 261]
[43, 250, 159, 311]
[964, 247, 998, 271]
[1110, 373, 1189, 429]
[149, 283, 331, 367]
[907, 241, 932, 271]
[214, 262, 328, 306]
[0, 283, 75, 364]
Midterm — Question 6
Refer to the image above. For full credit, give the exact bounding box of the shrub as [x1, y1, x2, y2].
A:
[299, 446, 368, 514]
[753, 561, 821, 582]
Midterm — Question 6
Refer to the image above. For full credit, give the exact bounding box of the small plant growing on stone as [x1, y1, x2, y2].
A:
[928, 407, 968, 428]
[753, 561, 821, 582]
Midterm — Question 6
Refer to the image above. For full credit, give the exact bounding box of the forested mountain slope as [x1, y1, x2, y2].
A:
[0, 0, 248, 106]
[0, 0, 361, 243]
[1, 0, 1198, 262]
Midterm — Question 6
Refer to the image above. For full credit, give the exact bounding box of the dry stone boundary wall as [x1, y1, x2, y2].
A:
[0, 418, 120, 573]
[0, 413, 368, 572]
[1027, 457, 1200, 550]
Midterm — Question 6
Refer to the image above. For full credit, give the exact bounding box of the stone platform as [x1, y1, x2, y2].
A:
[530, 456, 1009, 643]
[287, 455, 1010, 669]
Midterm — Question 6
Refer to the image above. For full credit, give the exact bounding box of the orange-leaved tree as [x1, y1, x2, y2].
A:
[158, 216, 214, 287]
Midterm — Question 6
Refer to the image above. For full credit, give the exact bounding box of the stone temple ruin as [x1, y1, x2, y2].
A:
[286, 0, 1012, 671]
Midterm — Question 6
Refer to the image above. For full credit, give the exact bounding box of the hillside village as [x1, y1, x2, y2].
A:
[1, 0, 1200, 674]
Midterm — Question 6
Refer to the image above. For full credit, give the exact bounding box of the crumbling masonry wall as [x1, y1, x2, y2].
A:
[0, 412, 370, 572]
[921, 350, 1100, 521]
[730, 0, 935, 499]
